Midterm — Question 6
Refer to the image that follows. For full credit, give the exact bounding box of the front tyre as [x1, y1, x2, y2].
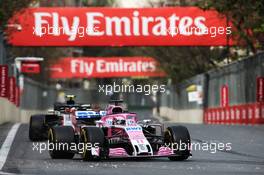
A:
[164, 125, 191, 161]
[80, 127, 107, 161]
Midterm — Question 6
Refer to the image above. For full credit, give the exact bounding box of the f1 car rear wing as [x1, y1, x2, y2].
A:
[53, 103, 91, 111]
[75, 110, 106, 119]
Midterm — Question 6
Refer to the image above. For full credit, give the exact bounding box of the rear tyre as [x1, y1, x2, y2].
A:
[80, 127, 107, 161]
[48, 126, 75, 159]
[29, 115, 47, 141]
[164, 125, 191, 161]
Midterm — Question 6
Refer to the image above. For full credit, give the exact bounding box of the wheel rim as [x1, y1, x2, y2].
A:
[164, 129, 173, 143]
[81, 129, 88, 159]
[48, 128, 55, 155]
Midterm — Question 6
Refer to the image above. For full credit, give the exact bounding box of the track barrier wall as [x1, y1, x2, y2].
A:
[0, 97, 43, 125]
[158, 52, 264, 125]
[204, 103, 264, 125]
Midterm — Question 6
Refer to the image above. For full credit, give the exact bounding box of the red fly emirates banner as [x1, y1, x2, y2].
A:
[7, 7, 233, 46]
[50, 57, 166, 78]
[0, 65, 9, 98]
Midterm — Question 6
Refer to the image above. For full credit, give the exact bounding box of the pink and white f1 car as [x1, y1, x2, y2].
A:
[48, 100, 191, 161]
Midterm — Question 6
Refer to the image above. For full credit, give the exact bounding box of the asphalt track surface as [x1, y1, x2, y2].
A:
[1, 110, 264, 175]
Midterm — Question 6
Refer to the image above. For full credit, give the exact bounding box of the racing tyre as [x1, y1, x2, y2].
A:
[164, 125, 191, 161]
[29, 115, 47, 141]
[80, 127, 107, 161]
[48, 126, 75, 159]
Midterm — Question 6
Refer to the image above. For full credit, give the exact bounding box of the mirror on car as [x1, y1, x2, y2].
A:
[48, 109, 55, 114]
[143, 119, 151, 123]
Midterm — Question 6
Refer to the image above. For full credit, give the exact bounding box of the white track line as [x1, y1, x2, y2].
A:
[0, 123, 21, 170]
[0, 170, 17, 175]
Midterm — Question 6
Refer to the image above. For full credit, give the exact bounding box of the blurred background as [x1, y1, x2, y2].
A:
[0, 0, 263, 124]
